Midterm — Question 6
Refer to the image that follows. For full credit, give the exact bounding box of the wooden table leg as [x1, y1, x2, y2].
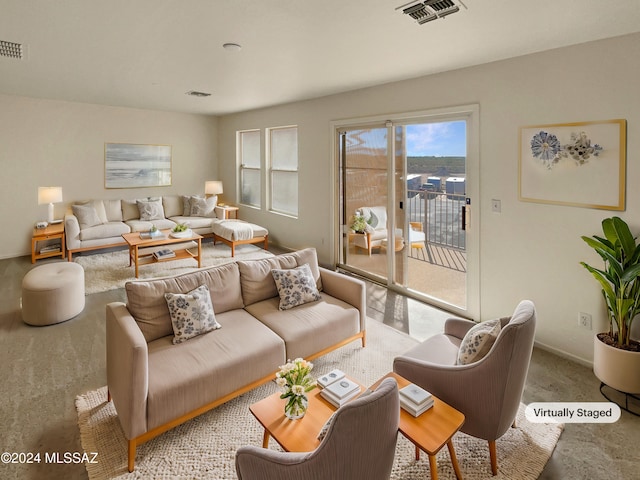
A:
[134, 246, 139, 278]
[415, 444, 420, 460]
[262, 429, 270, 448]
[447, 439, 463, 480]
[197, 237, 202, 268]
[428, 454, 439, 480]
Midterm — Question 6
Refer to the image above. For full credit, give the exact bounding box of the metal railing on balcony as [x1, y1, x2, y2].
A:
[406, 189, 466, 251]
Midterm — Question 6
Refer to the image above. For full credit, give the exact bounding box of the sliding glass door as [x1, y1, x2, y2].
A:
[335, 106, 479, 318]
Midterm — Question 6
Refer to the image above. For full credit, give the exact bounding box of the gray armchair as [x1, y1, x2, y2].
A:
[235, 377, 400, 480]
[393, 300, 536, 475]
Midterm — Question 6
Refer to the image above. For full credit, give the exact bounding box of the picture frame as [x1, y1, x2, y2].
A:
[105, 143, 172, 189]
[518, 119, 626, 211]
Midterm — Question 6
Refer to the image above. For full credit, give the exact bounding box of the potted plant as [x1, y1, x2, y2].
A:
[349, 214, 368, 234]
[581, 216, 640, 393]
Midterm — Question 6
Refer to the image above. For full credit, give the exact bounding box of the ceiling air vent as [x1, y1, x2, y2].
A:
[186, 90, 212, 97]
[0, 40, 24, 59]
[398, 0, 464, 25]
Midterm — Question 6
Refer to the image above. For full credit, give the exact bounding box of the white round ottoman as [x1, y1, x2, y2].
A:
[22, 262, 85, 326]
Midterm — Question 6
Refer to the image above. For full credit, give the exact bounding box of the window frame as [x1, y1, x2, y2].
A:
[237, 129, 262, 209]
[267, 125, 299, 218]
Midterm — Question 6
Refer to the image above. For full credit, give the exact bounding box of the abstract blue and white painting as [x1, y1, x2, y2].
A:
[105, 143, 172, 188]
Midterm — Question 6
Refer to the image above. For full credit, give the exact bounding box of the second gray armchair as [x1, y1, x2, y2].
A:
[393, 300, 537, 476]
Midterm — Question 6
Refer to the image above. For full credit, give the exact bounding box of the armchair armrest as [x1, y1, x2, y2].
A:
[106, 302, 149, 440]
[319, 268, 366, 332]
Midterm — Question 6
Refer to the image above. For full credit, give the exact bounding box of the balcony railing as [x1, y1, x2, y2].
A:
[406, 189, 466, 251]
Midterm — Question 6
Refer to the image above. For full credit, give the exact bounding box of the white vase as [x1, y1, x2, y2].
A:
[593, 333, 640, 394]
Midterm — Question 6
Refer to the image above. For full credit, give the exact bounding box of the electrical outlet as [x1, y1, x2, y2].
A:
[578, 312, 592, 330]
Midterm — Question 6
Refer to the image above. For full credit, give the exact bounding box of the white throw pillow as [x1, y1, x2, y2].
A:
[137, 199, 165, 221]
[189, 196, 217, 217]
[271, 263, 321, 311]
[164, 285, 221, 344]
[72, 204, 103, 229]
[457, 318, 502, 365]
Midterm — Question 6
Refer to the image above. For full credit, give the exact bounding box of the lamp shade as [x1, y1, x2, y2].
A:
[205, 181, 223, 195]
[38, 186, 63, 205]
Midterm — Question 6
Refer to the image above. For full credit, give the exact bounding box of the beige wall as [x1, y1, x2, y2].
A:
[218, 32, 640, 364]
[0, 95, 218, 259]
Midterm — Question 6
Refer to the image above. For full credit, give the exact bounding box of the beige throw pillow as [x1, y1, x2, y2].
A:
[189, 196, 217, 217]
[72, 204, 103, 229]
[457, 318, 501, 365]
[137, 199, 165, 221]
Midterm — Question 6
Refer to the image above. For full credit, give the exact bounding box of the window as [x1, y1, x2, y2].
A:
[268, 126, 298, 217]
[238, 130, 261, 208]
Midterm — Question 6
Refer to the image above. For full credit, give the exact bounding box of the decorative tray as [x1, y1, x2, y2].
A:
[170, 229, 193, 238]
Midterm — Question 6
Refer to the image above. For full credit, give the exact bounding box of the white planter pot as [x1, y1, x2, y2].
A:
[593, 333, 640, 394]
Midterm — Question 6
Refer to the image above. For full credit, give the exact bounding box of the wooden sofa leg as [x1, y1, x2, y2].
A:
[488, 440, 498, 475]
[107, 389, 111, 402]
[128, 439, 136, 472]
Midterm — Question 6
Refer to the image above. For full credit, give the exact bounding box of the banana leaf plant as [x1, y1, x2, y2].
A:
[581, 216, 640, 348]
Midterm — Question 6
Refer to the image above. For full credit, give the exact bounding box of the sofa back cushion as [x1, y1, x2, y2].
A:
[162, 195, 183, 218]
[126, 262, 244, 343]
[237, 247, 322, 307]
[103, 199, 123, 222]
[122, 199, 140, 221]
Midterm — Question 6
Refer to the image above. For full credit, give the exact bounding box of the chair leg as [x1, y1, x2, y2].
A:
[488, 440, 498, 475]
[128, 439, 136, 472]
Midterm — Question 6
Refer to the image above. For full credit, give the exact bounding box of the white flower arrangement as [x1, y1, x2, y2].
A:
[276, 357, 317, 418]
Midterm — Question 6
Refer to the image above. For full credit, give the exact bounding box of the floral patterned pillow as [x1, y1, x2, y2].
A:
[271, 264, 321, 311]
[456, 318, 501, 365]
[164, 285, 221, 344]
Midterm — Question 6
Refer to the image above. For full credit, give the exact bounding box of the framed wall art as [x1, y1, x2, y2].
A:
[105, 143, 172, 188]
[519, 119, 626, 210]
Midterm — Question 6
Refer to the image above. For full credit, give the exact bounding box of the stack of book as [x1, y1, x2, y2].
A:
[153, 248, 176, 260]
[317, 369, 346, 389]
[39, 245, 61, 254]
[140, 230, 166, 240]
[320, 377, 361, 407]
[399, 383, 433, 417]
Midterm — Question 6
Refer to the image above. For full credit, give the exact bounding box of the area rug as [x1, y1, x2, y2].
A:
[76, 320, 563, 479]
[75, 243, 274, 294]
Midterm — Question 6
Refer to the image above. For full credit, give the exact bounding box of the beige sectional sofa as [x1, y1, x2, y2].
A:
[64, 195, 221, 260]
[105, 247, 366, 471]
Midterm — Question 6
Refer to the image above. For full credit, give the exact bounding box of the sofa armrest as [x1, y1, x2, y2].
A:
[318, 268, 366, 333]
[64, 213, 81, 250]
[106, 302, 149, 440]
[444, 318, 476, 340]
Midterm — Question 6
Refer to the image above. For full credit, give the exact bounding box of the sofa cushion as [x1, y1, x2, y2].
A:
[162, 195, 183, 219]
[244, 293, 360, 361]
[182, 195, 193, 216]
[122, 199, 141, 221]
[125, 218, 176, 233]
[237, 248, 322, 307]
[146, 309, 285, 431]
[272, 263, 321, 310]
[79, 221, 130, 241]
[137, 199, 165, 221]
[189, 196, 217, 217]
[457, 318, 502, 365]
[126, 262, 244, 343]
[165, 284, 221, 344]
[72, 204, 103, 229]
[168, 216, 216, 230]
[103, 199, 123, 222]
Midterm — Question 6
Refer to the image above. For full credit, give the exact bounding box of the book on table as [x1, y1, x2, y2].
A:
[400, 396, 434, 417]
[140, 231, 166, 240]
[317, 369, 346, 388]
[153, 248, 176, 260]
[399, 383, 432, 405]
[320, 378, 361, 407]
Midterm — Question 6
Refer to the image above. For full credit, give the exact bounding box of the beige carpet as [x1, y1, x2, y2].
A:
[76, 320, 563, 479]
[75, 243, 274, 294]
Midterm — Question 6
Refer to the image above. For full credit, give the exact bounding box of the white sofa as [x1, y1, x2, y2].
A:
[352, 206, 426, 255]
[65, 195, 222, 260]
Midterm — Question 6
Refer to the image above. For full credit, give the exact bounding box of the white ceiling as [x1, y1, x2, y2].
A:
[1, 0, 639, 116]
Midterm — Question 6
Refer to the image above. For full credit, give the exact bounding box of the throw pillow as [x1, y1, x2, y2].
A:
[189, 196, 217, 217]
[182, 195, 193, 216]
[271, 263, 321, 311]
[137, 199, 165, 221]
[72, 204, 103, 229]
[164, 284, 221, 344]
[457, 318, 502, 365]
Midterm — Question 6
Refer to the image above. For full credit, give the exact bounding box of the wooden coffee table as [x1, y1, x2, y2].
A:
[249, 378, 366, 452]
[122, 229, 202, 278]
[371, 372, 465, 480]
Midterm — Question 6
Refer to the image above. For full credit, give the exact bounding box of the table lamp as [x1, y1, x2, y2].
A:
[205, 181, 223, 197]
[38, 186, 63, 224]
